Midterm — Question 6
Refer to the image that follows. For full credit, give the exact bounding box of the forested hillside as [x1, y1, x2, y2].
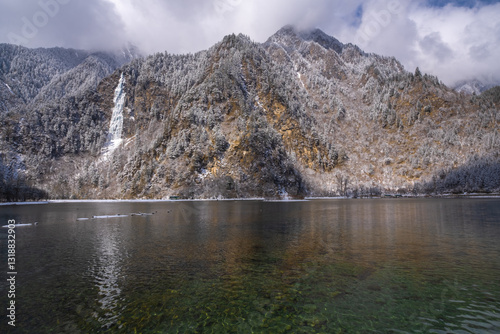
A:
[0, 26, 498, 200]
[0, 43, 139, 200]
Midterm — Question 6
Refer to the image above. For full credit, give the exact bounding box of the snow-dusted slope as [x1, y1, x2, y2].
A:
[0, 43, 139, 109]
[453, 78, 500, 95]
[1, 27, 499, 200]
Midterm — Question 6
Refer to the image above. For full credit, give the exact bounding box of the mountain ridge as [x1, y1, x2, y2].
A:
[453, 78, 500, 95]
[0, 26, 499, 200]
[265, 25, 345, 54]
[0, 43, 141, 110]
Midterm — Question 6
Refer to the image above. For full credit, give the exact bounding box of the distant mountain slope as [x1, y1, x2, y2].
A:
[0, 27, 498, 200]
[0, 43, 139, 112]
[453, 79, 500, 95]
[0, 44, 88, 101]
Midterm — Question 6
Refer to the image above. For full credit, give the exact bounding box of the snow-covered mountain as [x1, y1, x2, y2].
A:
[0, 43, 140, 112]
[453, 78, 500, 95]
[1, 27, 499, 200]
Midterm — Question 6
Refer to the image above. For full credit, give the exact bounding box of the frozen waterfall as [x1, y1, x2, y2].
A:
[103, 73, 125, 157]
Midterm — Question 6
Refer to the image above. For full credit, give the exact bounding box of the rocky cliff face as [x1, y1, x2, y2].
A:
[1, 27, 499, 200]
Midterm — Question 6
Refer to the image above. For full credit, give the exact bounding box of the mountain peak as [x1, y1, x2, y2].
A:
[297, 28, 343, 52]
[216, 33, 253, 52]
[453, 78, 500, 95]
[267, 25, 344, 53]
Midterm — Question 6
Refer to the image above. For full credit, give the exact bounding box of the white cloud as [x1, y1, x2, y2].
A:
[106, 0, 363, 54]
[338, 0, 419, 65]
[0, 0, 126, 51]
[409, 3, 500, 85]
[342, 1, 500, 85]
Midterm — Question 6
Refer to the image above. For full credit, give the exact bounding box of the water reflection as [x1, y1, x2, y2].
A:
[1, 199, 499, 333]
[87, 220, 127, 327]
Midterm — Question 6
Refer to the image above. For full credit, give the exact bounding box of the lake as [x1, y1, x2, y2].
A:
[1, 198, 500, 333]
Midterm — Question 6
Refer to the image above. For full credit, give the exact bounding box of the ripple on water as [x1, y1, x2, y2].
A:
[430, 296, 500, 333]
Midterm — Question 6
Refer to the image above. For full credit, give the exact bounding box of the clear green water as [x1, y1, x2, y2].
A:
[1, 199, 499, 333]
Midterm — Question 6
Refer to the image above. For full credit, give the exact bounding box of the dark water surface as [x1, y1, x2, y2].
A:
[1, 198, 499, 333]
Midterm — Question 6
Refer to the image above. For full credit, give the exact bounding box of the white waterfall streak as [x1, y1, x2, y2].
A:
[103, 73, 126, 158]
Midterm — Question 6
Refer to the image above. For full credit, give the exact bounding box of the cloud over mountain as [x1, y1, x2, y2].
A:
[1, 0, 499, 85]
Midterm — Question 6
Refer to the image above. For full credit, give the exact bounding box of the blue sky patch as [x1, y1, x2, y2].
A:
[426, 0, 500, 8]
[351, 4, 364, 27]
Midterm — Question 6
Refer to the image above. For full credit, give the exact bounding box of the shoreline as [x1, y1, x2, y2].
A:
[1, 193, 500, 206]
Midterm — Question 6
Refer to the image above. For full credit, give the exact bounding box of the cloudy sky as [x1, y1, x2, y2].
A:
[1, 0, 499, 86]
